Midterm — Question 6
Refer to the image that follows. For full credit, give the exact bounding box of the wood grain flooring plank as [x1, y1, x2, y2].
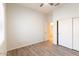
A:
[7, 41, 79, 56]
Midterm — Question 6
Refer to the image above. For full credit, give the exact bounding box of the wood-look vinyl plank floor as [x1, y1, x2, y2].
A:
[7, 41, 79, 56]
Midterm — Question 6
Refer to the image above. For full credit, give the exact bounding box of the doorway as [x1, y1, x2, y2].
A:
[57, 20, 59, 45]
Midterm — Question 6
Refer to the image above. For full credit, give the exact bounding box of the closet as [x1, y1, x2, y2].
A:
[59, 18, 72, 49]
[73, 18, 79, 51]
[58, 17, 79, 51]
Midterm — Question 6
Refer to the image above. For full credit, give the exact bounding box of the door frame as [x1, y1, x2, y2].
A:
[57, 20, 59, 45]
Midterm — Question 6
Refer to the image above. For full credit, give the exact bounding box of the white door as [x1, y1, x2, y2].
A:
[73, 18, 79, 51]
[59, 19, 72, 49]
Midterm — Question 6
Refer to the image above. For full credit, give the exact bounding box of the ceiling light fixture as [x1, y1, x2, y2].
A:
[40, 3, 60, 7]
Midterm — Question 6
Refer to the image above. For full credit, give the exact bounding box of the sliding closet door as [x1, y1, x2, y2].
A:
[73, 18, 79, 51]
[59, 19, 72, 49]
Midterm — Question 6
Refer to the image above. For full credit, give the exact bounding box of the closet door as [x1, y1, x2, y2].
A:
[73, 18, 79, 51]
[59, 19, 72, 49]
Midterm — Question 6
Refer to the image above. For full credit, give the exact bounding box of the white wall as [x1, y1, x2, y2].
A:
[0, 3, 6, 56]
[50, 4, 79, 44]
[6, 4, 48, 51]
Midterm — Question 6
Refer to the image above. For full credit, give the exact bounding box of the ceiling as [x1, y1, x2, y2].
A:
[18, 3, 62, 14]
